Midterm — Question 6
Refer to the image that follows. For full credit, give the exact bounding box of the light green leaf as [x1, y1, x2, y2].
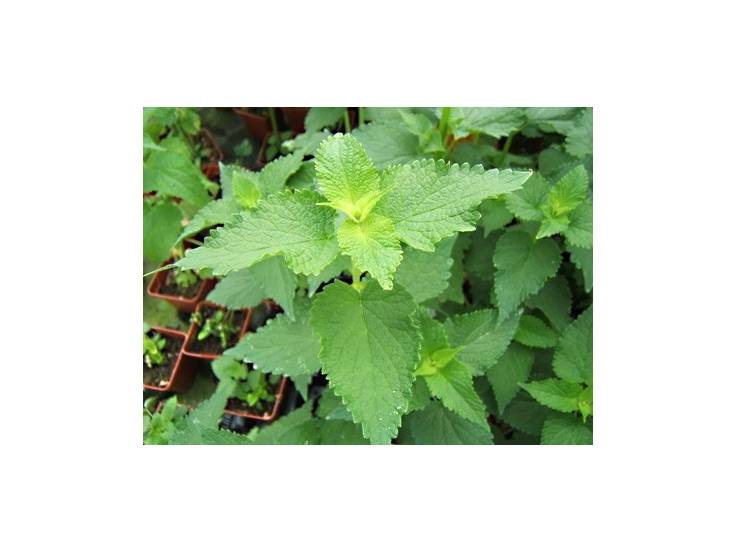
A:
[143, 147, 211, 208]
[505, 173, 548, 222]
[375, 159, 531, 251]
[424, 359, 488, 427]
[493, 229, 561, 320]
[315, 133, 382, 220]
[553, 306, 593, 386]
[565, 108, 593, 158]
[564, 201, 593, 248]
[176, 190, 339, 276]
[305, 107, 345, 132]
[225, 298, 320, 377]
[452, 107, 526, 138]
[402, 401, 493, 445]
[258, 152, 304, 195]
[519, 378, 583, 413]
[536, 165, 589, 239]
[207, 256, 297, 319]
[444, 309, 521, 376]
[486, 343, 535, 414]
[177, 198, 241, 242]
[394, 237, 456, 303]
[310, 280, 420, 444]
[337, 213, 402, 290]
[541, 414, 593, 445]
[143, 201, 181, 264]
[353, 121, 422, 169]
[211, 355, 247, 380]
[525, 275, 572, 332]
[231, 171, 261, 208]
[515, 314, 559, 348]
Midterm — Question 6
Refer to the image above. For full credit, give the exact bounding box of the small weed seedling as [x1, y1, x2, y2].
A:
[233, 370, 281, 412]
[143, 332, 167, 369]
[143, 396, 187, 445]
[191, 309, 238, 349]
[173, 267, 198, 289]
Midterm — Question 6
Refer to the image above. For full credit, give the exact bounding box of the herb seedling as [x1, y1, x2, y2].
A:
[173, 267, 198, 289]
[143, 332, 167, 369]
[233, 370, 281, 412]
[191, 309, 238, 349]
[143, 396, 187, 445]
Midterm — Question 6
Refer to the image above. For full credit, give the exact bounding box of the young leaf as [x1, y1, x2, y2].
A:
[337, 212, 402, 289]
[401, 401, 493, 445]
[553, 306, 593, 386]
[519, 378, 583, 413]
[231, 171, 261, 208]
[315, 133, 382, 220]
[493, 229, 561, 320]
[424, 359, 488, 427]
[486, 343, 535, 415]
[505, 173, 549, 222]
[541, 414, 593, 445]
[394, 237, 456, 304]
[310, 280, 420, 444]
[225, 298, 321, 377]
[443, 309, 521, 376]
[374, 159, 531, 251]
[177, 190, 339, 276]
[564, 201, 593, 248]
[514, 314, 559, 348]
[207, 257, 297, 319]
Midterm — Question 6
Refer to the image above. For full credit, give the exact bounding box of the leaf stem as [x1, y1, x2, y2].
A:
[267, 107, 280, 150]
[343, 109, 352, 133]
[498, 130, 518, 168]
[358, 107, 365, 127]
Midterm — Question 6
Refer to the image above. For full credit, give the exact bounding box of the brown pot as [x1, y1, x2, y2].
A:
[143, 327, 196, 392]
[279, 107, 309, 133]
[233, 108, 270, 141]
[146, 243, 215, 313]
[183, 301, 251, 361]
[225, 376, 289, 421]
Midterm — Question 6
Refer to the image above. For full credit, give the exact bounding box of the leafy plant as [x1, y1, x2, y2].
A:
[143, 106, 593, 446]
[191, 309, 238, 349]
[173, 267, 198, 289]
[143, 396, 187, 445]
[143, 331, 167, 369]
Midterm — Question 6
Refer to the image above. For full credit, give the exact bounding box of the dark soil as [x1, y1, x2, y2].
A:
[189, 306, 246, 354]
[159, 269, 202, 299]
[143, 332, 184, 387]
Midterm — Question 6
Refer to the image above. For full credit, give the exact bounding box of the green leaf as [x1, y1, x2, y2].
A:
[443, 309, 521, 376]
[315, 133, 381, 220]
[169, 379, 236, 444]
[316, 388, 353, 421]
[519, 378, 583, 413]
[402, 401, 493, 445]
[207, 256, 297, 319]
[486, 343, 535, 414]
[225, 298, 320, 377]
[250, 402, 320, 445]
[452, 107, 526, 138]
[211, 355, 247, 380]
[553, 306, 593, 386]
[143, 201, 181, 264]
[501, 395, 550, 436]
[564, 201, 593, 248]
[232, 171, 261, 208]
[505, 173, 548, 222]
[565, 108, 593, 158]
[408, 377, 432, 413]
[177, 190, 339, 276]
[306, 255, 351, 296]
[310, 280, 420, 444]
[305, 107, 345, 132]
[177, 198, 241, 242]
[536, 165, 589, 239]
[541, 414, 593, 445]
[375, 159, 531, 251]
[569, 243, 593, 292]
[258, 152, 304, 195]
[525, 275, 572, 332]
[353, 121, 422, 169]
[394, 237, 455, 303]
[318, 420, 370, 444]
[515, 314, 559, 348]
[424, 359, 488, 427]
[478, 198, 514, 236]
[493, 229, 561, 320]
[143, 147, 210, 208]
[337, 213, 402, 290]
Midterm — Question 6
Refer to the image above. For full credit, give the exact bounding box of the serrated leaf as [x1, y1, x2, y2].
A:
[143, 201, 181, 264]
[553, 306, 593, 386]
[515, 314, 559, 348]
[318, 420, 370, 444]
[375, 159, 531, 251]
[177, 198, 241, 242]
[306, 255, 351, 296]
[353, 121, 422, 168]
[211, 355, 247, 380]
[443, 309, 521, 376]
[501, 395, 550, 436]
[143, 147, 211, 208]
[231, 171, 261, 208]
[168, 379, 236, 444]
[207, 256, 297, 319]
[565, 108, 593, 158]
[525, 275, 572, 332]
[544, 165, 589, 217]
[250, 401, 320, 445]
[225, 298, 320, 377]
[408, 377, 432, 413]
[493, 229, 561, 320]
[541, 414, 593, 445]
[310, 280, 420, 444]
[478, 198, 514, 236]
[394, 237, 455, 303]
[337, 213, 402, 290]
[486, 343, 535, 414]
[568, 243, 593, 292]
[564, 201, 593, 248]
[424, 359, 488, 427]
[177, 190, 339, 276]
[519, 378, 583, 413]
[505, 173, 548, 222]
[316, 388, 353, 421]
[402, 401, 493, 445]
[305, 107, 345, 132]
[315, 133, 382, 220]
[438, 233, 471, 304]
[258, 152, 303, 195]
[453, 107, 526, 138]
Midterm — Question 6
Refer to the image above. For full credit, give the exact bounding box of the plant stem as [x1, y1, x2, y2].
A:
[498, 130, 518, 168]
[343, 109, 352, 133]
[438, 106, 451, 143]
[358, 107, 365, 127]
[267, 107, 280, 150]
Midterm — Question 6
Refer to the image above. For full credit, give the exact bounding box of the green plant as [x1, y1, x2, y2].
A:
[144, 106, 593, 446]
[191, 309, 238, 348]
[173, 267, 198, 289]
[143, 331, 167, 369]
[143, 396, 188, 445]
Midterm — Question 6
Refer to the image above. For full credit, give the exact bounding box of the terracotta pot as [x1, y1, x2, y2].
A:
[279, 107, 309, 133]
[233, 108, 270, 141]
[143, 327, 196, 392]
[183, 301, 251, 361]
[200, 128, 223, 180]
[224, 376, 289, 421]
[146, 243, 215, 312]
